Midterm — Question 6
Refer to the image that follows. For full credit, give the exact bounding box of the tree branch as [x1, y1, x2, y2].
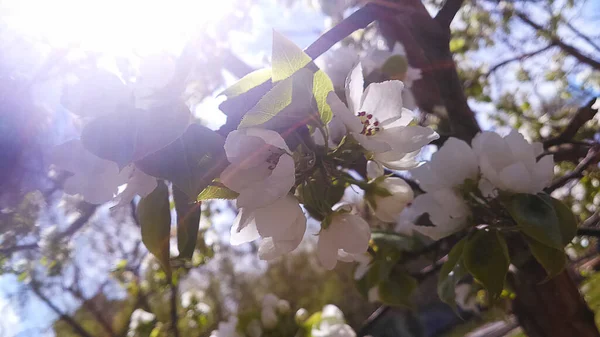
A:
[434, 0, 465, 28]
[514, 11, 600, 70]
[544, 98, 598, 148]
[30, 282, 94, 337]
[170, 283, 180, 337]
[545, 145, 600, 193]
[486, 45, 553, 77]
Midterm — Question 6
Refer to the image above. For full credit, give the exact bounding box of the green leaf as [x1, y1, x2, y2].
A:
[221, 68, 272, 98]
[271, 30, 312, 82]
[136, 124, 227, 199]
[238, 68, 317, 129]
[381, 55, 409, 79]
[138, 181, 172, 277]
[173, 186, 201, 260]
[371, 231, 414, 254]
[81, 101, 190, 169]
[378, 272, 418, 308]
[503, 193, 563, 250]
[197, 184, 239, 201]
[543, 195, 578, 246]
[463, 229, 510, 299]
[526, 237, 566, 279]
[438, 239, 468, 309]
[313, 70, 334, 124]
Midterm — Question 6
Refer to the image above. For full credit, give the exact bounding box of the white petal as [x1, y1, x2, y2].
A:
[498, 162, 534, 193]
[429, 137, 478, 187]
[505, 130, 536, 169]
[375, 125, 438, 154]
[236, 155, 295, 210]
[327, 92, 363, 133]
[230, 209, 260, 245]
[353, 133, 392, 153]
[360, 80, 405, 124]
[223, 130, 269, 165]
[411, 163, 443, 193]
[372, 178, 414, 222]
[533, 155, 554, 191]
[317, 232, 339, 270]
[253, 194, 303, 238]
[478, 178, 497, 198]
[345, 63, 364, 114]
[114, 168, 158, 206]
[220, 162, 272, 193]
[245, 128, 290, 152]
[331, 213, 370, 254]
[366, 160, 384, 180]
[373, 149, 421, 170]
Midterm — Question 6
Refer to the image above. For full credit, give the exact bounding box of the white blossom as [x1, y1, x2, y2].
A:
[327, 63, 438, 170]
[404, 138, 478, 240]
[311, 305, 356, 337]
[128, 309, 155, 335]
[366, 161, 413, 222]
[210, 317, 242, 337]
[337, 251, 372, 280]
[455, 284, 479, 313]
[318, 208, 371, 270]
[230, 195, 307, 260]
[221, 128, 295, 211]
[472, 130, 553, 196]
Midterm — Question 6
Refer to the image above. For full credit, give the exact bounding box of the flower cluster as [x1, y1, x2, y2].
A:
[402, 130, 554, 240]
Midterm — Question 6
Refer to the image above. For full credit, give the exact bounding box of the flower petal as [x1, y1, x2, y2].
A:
[375, 125, 438, 154]
[230, 209, 260, 245]
[498, 162, 533, 193]
[366, 160, 384, 180]
[327, 92, 363, 133]
[373, 149, 421, 170]
[345, 63, 364, 114]
[360, 80, 405, 124]
[236, 154, 295, 210]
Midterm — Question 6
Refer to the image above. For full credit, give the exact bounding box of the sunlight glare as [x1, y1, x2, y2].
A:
[2, 0, 235, 55]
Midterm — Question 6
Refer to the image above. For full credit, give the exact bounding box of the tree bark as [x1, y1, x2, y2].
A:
[510, 258, 600, 337]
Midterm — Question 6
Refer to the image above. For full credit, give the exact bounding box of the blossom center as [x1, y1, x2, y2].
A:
[265, 148, 285, 170]
[356, 111, 381, 136]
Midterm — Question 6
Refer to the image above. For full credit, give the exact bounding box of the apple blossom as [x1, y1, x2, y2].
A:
[311, 304, 357, 337]
[404, 138, 478, 240]
[327, 63, 438, 170]
[220, 128, 295, 211]
[365, 161, 414, 222]
[472, 130, 553, 196]
[230, 195, 307, 260]
[455, 284, 479, 313]
[317, 207, 371, 270]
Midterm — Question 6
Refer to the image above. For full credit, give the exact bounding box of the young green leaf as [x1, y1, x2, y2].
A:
[463, 230, 510, 299]
[197, 184, 239, 201]
[138, 181, 172, 277]
[173, 186, 201, 260]
[503, 193, 563, 250]
[381, 55, 409, 79]
[238, 68, 317, 129]
[271, 30, 312, 82]
[221, 68, 272, 98]
[438, 239, 468, 309]
[136, 124, 228, 199]
[313, 70, 334, 124]
[526, 237, 566, 279]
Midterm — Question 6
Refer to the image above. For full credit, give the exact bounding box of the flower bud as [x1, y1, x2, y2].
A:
[295, 308, 308, 323]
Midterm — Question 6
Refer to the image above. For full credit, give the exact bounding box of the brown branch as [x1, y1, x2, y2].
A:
[486, 45, 553, 77]
[30, 282, 94, 337]
[170, 283, 180, 337]
[544, 98, 598, 148]
[65, 286, 117, 337]
[514, 11, 600, 70]
[545, 145, 600, 193]
[564, 21, 600, 54]
[434, 0, 466, 28]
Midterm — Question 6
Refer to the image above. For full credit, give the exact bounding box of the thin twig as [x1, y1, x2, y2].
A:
[545, 145, 600, 193]
[170, 283, 180, 337]
[544, 98, 598, 148]
[485, 45, 553, 77]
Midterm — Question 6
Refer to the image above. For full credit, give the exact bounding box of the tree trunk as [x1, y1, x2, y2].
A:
[510, 257, 600, 337]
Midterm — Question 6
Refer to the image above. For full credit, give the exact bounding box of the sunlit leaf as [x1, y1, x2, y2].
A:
[221, 68, 272, 98]
[81, 101, 190, 168]
[173, 186, 201, 260]
[526, 237, 566, 279]
[136, 124, 227, 199]
[138, 181, 171, 277]
[463, 229, 509, 299]
[271, 30, 312, 82]
[438, 238, 468, 310]
[197, 184, 239, 201]
[503, 193, 563, 249]
[313, 70, 334, 124]
[449, 38, 466, 53]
